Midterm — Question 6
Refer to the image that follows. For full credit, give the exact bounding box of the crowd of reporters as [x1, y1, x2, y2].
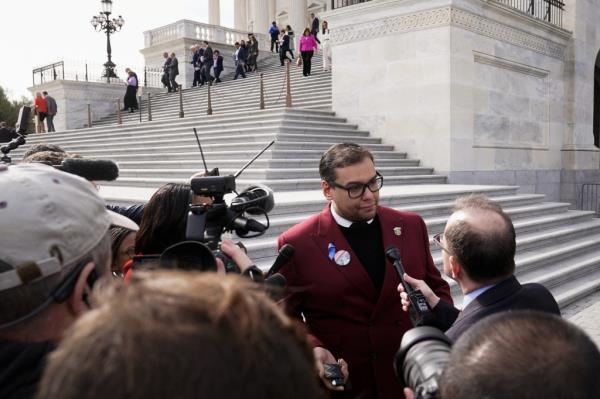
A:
[0, 134, 599, 399]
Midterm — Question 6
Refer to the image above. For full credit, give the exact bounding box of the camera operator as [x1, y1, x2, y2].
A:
[0, 164, 138, 399]
[0, 121, 18, 143]
[398, 194, 560, 341]
[401, 310, 600, 399]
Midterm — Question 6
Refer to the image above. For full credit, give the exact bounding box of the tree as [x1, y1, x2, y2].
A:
[0, 86, 34, 133]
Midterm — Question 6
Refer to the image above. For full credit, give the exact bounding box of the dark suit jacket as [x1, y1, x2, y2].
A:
[169, 57, 179, 76]
[236, 47, 248, 63]
[278, 204, 452, 399]
[311, 17, 320, 34]
[213, 55, 224, 73]
[203, 46, 213, 66]
[433, 275, 560, 341]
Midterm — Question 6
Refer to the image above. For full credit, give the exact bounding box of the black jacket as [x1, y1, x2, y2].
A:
[432, 275, 561, 341]
[203, 46, 213, 66]
[213, 55, 224, 73]
[0, 339, 56, 399]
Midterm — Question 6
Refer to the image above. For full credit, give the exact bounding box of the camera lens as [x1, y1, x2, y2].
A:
[395, 326, 451, 398]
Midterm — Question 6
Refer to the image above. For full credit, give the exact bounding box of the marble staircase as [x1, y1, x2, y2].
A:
[13, 53, 600, 309]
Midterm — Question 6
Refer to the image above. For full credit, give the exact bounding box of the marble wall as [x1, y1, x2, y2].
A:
[325, 0, 600, 203]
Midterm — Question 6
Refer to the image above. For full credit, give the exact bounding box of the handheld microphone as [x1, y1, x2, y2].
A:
[266, 244, 295, 278]
[385, 245, 436, 327]
[56, 158, 119, 181]
[264, 273, 287, 301]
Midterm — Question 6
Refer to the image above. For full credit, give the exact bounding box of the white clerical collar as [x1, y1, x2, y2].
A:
[462, 284, 495, 309]
[330, 204, 374, 228]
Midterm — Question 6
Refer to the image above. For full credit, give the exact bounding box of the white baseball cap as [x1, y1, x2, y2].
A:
[0, 163, 138, 292]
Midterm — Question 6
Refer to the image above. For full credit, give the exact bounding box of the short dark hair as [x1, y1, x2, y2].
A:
[440, 311, 600, 399]
[203, 40, 209, 45]
[445, 194, 515, 283]
[42, 91, 48, 95]
[37, 272, 321, 399]
[22, 143, 66, 160]
[319, 143, 374, 184]
[214, 50, 220, 54]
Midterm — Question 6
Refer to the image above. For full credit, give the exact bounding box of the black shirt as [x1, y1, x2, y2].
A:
[339, 216, 386, 294]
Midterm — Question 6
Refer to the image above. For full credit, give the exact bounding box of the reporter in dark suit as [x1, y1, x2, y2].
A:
[213, 50, 224, 83]
[233, 41, 247, 80]
[168, 52, 179, 92]
[398, 194, 560, 342]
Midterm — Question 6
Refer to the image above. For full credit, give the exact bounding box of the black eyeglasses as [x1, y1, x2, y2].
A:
[433, 233, 451, 254]
[329, 172, 384, 199]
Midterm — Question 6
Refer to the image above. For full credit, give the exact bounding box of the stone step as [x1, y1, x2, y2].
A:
[26, 109, 345, 138]
[41, 141, 396, 156]
[109, 96, 334, 121]
[105, 174, 448, 190]
[114, 158, 421, 170]
[96, 78, 333, 118]
[31, 120, 363, 146]
[37, 131, 379, 153]
[140, 77, 332, 106]
[551, 267, 600, 308]
[254, 201, 575, 248]
[423, 202, 576, 237]
[117, 166, 434, 180]
[48, 149, 408, 163]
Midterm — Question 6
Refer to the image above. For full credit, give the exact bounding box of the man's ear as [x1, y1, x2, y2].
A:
[67, 262, 96, 316]
[449, 256, 461, 280]
[321, 180, 333, 201]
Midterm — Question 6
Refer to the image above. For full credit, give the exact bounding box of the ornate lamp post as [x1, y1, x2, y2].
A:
[90, 0, 124, 82]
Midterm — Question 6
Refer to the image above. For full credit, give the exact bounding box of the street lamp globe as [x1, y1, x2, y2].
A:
[101, 0, 113, 14]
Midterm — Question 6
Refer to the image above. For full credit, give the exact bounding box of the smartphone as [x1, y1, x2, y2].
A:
[323, 363, 345, 387]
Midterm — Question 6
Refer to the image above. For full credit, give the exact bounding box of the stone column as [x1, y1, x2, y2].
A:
[289, 0, 306, 49]
[253, 0, 269, 35]
[209, 0, 220, 26]
[234, 0, 248, 31]
[269, 0, 276, 24]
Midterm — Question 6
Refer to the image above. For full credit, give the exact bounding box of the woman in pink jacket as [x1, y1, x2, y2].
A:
[299, 28, 318, 77]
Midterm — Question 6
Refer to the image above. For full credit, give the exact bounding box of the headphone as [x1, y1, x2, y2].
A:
[0, 257, 98, 331]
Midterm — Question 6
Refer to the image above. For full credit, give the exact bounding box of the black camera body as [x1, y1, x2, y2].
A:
[395, 326, 452, 399]
[1, 105, 31, 164]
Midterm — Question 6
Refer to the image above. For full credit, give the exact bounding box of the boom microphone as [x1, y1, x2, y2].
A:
[266, 243, 295, 278]
[57, 158, 119, 181]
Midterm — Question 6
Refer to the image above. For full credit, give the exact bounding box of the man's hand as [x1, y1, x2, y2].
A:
[313, 347, 349, 391]
[397, 273, 440, 311]
[218, 239, 253, 272]
[403, 387, 415, 399]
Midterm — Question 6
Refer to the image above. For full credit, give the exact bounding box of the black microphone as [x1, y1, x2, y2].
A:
[56, 158, 119, 181]
[264, 273, 287, 301]
[385, 245, 436, 327]
[266, 244, 295, 278]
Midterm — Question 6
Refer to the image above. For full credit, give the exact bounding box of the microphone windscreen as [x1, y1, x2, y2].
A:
[58, 158, 119, 181]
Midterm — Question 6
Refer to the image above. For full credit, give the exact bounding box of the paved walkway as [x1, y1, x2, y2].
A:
[563, 289, 600, 349]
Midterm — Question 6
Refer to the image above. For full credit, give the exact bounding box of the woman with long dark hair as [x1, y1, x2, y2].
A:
[135, 183, 191, 255]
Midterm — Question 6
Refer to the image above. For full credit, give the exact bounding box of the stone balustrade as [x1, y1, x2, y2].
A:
[144, 20, 270, 52]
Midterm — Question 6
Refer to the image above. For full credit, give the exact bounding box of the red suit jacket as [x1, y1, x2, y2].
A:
[278, 204, 452, 399]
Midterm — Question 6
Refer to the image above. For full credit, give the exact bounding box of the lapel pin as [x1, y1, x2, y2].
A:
[393, 227, 402, 236]
[328, 243, 336, 261]
[334, 250, 351, 266]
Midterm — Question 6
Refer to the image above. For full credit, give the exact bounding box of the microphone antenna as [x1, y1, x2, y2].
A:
[234, 140, 275, 179]
[193, 127, 210, 175]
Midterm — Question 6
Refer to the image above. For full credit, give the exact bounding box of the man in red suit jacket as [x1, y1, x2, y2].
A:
[278, 143, 452, 399]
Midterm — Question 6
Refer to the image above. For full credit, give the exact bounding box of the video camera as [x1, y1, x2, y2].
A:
[1, 106, 31, 164]
[132, 129, 276, 279]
